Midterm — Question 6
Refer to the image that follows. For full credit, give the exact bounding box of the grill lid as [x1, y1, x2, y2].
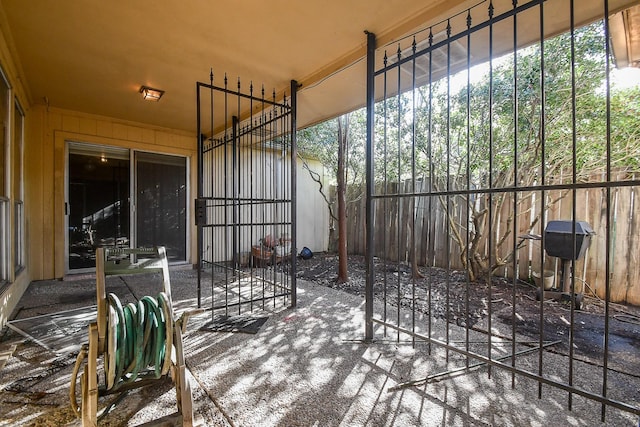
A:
[544, 220, 595, 260]
[544, 220, 595, 236]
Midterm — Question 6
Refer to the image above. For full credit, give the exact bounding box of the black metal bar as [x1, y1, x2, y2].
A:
[395, 43, 402, 343]
[427, 28, 434, 356]
[487, 0, 495, 379]
[568, 0, 577, 410]
[383, 50, 389, 338]
[232, 115, 239, 275]
[223, 74, 229, 316]
[365, 30, 376, 341]
[511, 0, 519, 388]
[465, 7, 472, 371]
[201, 221, 292, 228]
[445, 18, 452, 363]
[261, 87, 267, 311]
[536, 0, 546, 403]
[602, 0, 612, 421]
[235, 80, 241, 315]
[197, 196, 293, 204]
[374, 0, 544, 76]
[249, 83, 255, 312]
[196, 81, 291, 109]
[290, 79, 298, 308]
[372, 318, 640, 415]
[368, 178, 640, 199]
[411, 36, 417, 345]
[207, 292, 291, 312]
[196, 81, 203, 309]
[391, 340, 562, 390]
[209, 70, 216, 316]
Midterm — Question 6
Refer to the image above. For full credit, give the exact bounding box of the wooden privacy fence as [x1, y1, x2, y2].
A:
[338, 171, 640, 306]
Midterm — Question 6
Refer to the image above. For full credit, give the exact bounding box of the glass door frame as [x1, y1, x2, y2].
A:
[65, 141, 190, 274]
[132, 149, 189, 263]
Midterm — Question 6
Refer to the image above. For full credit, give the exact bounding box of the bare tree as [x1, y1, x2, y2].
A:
[336, 114, 350, 283]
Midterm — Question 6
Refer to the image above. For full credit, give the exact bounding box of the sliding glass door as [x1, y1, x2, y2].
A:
[67, 143, 187, 272]
[67, 144, 130, 270]
[135, 152, 187, 263]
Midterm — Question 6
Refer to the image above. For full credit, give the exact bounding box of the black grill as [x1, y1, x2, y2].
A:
[544, 220, 595, 260]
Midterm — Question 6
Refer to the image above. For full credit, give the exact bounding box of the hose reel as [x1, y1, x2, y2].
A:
[69, 247, 196, 426]
[105, 292, 173, 390]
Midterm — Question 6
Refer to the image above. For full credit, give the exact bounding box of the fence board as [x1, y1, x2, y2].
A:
[591, 186, 609, 299]
[516, 191, 534, 281]
[611, 187, 631, 303]
[626, 182, 640, 305]
[338, 170, 639, 304]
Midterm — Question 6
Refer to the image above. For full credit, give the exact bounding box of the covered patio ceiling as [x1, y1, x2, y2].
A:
[0, 0, 638, 134]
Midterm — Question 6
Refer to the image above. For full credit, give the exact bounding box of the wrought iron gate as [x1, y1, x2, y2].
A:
[196, 74, 297, 315]
[364, 0, 640, 421]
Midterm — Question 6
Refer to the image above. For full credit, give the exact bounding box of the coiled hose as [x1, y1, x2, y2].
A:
[70, 292, 173, 416]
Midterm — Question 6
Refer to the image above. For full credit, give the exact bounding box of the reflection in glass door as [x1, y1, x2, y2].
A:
[67, 144, 130, 270]
[135, 152, 187, 262]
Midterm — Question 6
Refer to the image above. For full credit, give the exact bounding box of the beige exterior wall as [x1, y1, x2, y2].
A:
[1, 80, 198, 328]
[0, 24, 329, 328]
[28, 105, 198, 280]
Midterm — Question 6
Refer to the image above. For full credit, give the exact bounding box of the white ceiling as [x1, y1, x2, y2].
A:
[1, 0, 637, 134]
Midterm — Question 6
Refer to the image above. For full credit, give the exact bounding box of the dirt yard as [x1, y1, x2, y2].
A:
[297, 252, 640, 376]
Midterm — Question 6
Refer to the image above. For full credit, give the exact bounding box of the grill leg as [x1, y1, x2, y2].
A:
[561, 259, 571, 294]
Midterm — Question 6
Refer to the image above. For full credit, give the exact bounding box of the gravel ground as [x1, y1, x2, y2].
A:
[297, 252, 640, 375]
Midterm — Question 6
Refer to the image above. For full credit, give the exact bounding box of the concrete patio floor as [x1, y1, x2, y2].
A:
[1, 267, 639, 426]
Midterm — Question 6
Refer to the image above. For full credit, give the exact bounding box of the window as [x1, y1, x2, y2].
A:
[0, 69, 9, 283]
[13, 100, 24, 274]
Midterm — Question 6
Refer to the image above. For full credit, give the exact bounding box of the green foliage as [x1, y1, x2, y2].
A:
[298, 110, 367, 187]
[299, 18, 640, 279]
[300, 20, 639, 188]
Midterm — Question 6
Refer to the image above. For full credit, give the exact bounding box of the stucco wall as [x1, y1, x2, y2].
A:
[297, 158, 329, 253]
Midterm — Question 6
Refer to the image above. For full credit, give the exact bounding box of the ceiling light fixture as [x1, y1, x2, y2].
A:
[139, 85, 164, 101]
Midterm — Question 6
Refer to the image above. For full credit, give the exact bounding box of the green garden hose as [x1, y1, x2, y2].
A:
[70, 291, 174, 417]
[105, 292, 174, 390]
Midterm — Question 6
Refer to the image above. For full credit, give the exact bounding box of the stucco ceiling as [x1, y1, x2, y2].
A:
[1, 0, 638, 134]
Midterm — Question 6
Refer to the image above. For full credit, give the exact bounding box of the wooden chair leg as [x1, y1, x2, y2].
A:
[173, 326, 194, 427]
[82, 323, 99, 427]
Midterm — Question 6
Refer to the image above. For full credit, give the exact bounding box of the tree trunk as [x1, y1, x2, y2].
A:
[336, 114, 349, 284]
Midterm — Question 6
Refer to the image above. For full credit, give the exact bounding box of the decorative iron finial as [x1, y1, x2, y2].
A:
[384, 51, 388, 67]
[428, 28, 433, 46]
[467, 10, 472, 28]
[412, 36, 417, 54]
[446, 19, 451, 38]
